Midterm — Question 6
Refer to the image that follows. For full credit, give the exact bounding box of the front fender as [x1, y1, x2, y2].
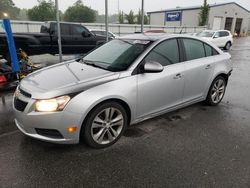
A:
[64, 75, 137, 128]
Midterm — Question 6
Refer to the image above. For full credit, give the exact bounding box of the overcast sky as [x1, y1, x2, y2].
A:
[12, 0, 250, 14]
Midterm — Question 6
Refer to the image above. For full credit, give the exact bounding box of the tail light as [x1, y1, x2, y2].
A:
[0, 75, 7, 83]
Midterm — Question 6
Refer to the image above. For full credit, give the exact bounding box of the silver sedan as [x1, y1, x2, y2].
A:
[13, 34, 233, 148]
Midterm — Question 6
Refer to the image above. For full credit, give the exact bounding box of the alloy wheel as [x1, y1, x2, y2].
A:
[91, 107, 124, 145]
[211, 79, 226, 104]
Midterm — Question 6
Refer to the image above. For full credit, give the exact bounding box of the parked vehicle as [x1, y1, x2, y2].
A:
[13, 34, 232, 148]
[0, 21, 107, 61]
[89, 29, 116, 39]
[196, 30, 233, 50]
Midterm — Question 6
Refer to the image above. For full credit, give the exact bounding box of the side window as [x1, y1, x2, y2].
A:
[144, 39, 180, 66]
[219, 31, 224, 37]
[204, 43, 213, 57]
[71, 25, 89, 36]
[183, 39, 206, 61]
[221, 31, 229, 37]
[214, 32, 220, 38]
[204, 43, 220, 57]
[213, 49, 219, 55]
[51, 23, 70, 35]
[60, 24, 70, 35]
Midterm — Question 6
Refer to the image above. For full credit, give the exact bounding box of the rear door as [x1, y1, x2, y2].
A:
[50, 23, 72, 54]
[181, 38, 216, 103]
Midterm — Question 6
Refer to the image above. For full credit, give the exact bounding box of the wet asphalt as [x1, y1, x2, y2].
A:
[0, 37, 250, 187]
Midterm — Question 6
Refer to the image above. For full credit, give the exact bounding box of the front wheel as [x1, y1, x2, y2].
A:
[82, 102, 128, 148]
[224, 42, 231, 51]
[205, 76, 227, 106]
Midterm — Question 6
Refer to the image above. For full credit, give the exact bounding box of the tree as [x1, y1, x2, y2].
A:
[0, 0, 20, 19]
[27, 0, 56, 21]
[63, 0, 96, 23]
[118, 11, 124, 24]
[137, 9, 149, 24]
[144, 15, 149, 25]
[126, 10, 135, 24]
[17, 9, 29, 20]
[96, 14, 118, 23]
[199, 0, 210, 26]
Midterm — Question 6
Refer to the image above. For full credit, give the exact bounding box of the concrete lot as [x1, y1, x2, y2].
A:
[0, 37, 250, 187]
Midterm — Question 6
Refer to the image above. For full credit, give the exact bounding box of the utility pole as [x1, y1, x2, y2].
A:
[55, 0, 62, 62]
[141, 0, 144, 33]
[118, 0, 120, 13]
[105, 0, 109, 42]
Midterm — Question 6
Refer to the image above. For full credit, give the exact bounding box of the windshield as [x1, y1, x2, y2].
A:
[196, 31, 215, 37]
[83, 39, 152, 72]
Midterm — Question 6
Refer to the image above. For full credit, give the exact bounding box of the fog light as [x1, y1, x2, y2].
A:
[67, 127, 77, 133]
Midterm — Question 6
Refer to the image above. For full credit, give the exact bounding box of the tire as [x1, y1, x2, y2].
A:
[224, 42, 231, 51]
[82, 101, 128, 148]
[205, 76, 227, 106]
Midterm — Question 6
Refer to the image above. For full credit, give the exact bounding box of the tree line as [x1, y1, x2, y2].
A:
[0, 0, 149, 24]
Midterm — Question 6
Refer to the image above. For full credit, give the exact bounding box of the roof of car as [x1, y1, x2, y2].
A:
[201, 30, 231, 33]
[118, 33, 196, 41]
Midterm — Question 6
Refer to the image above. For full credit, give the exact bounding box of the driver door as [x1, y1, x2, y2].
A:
[136, 39, 185, 118]
[70, 24, 97, 54]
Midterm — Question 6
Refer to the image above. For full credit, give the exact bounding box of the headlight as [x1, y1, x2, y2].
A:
[35, 95, 71, 112]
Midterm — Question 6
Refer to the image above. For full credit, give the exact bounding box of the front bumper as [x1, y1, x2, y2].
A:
[15, 119, 77, 144]
[13, 89, 83, 144]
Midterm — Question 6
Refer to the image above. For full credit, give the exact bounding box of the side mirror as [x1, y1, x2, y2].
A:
[213, 35, 219, 39]
[50, 29, 55, 35]
[143, 61, 164, 73]
[82, 31, 91, 38]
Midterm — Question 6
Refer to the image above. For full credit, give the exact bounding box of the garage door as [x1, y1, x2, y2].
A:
[213, 17, 222, 30]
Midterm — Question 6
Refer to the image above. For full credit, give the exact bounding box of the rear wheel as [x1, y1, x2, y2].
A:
[205, 76, 227, 106]
[82, 102, 127, 148]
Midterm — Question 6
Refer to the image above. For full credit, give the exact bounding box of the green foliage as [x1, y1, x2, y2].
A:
[126, 10, 135, 24]
[118, 11, 124, 24]
[27, 0, 56, 21]
[0, 0, 20, 19]
[63, 0, 96, 23]
[17, 9, 29, 20]
[144, 15, 149, 25]
[137, 9, 149, 24]
[96, 14, 118, 23]
[199, 0, 210, 26]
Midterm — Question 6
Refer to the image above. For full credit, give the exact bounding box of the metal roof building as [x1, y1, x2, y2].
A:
[147, 2, 250, 35]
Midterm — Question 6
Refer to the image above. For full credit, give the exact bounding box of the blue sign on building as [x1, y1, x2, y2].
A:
[166, 12, 182, 22]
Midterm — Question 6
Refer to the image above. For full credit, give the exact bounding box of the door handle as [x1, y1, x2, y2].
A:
[205, 64, 211, 69]
[173, 73, 182, 79]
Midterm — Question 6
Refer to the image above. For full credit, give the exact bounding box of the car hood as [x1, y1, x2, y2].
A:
[19, 60, 120, 99]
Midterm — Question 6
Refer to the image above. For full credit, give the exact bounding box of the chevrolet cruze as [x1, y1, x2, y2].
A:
[13, 34, 233, 148]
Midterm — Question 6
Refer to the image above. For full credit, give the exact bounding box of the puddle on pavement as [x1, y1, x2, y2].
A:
[123, 127, 146, 138]
[164, 114, 183, 122]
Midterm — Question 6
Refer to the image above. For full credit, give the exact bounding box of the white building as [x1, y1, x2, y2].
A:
[148, 2, 250, 35]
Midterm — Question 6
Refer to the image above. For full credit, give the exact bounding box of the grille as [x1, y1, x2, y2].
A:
[14, 98, 28, 112]
[35, 128, 64, 139]
[19, 88, 31, 98]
